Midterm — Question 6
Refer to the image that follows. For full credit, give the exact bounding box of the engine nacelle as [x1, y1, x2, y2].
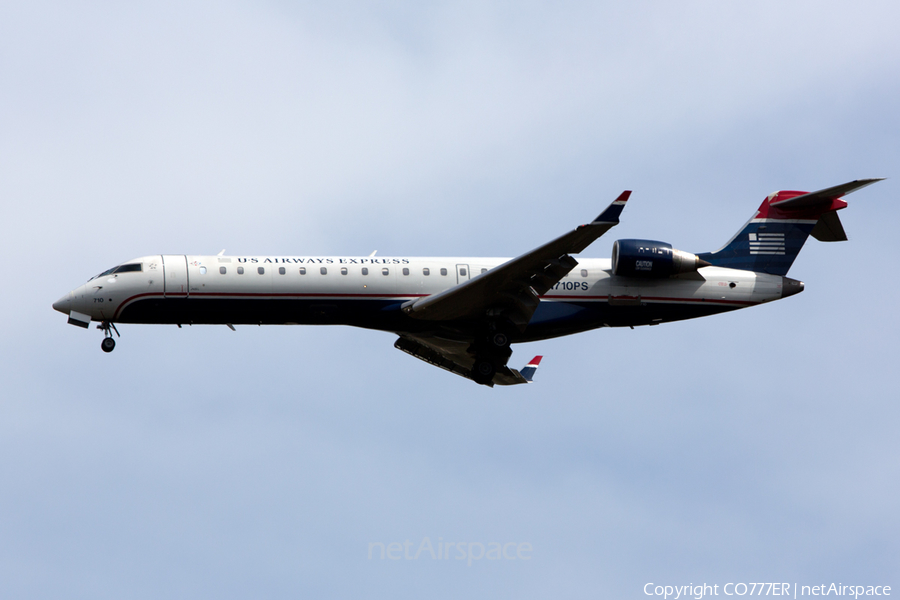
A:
[611, 239, 710, 278]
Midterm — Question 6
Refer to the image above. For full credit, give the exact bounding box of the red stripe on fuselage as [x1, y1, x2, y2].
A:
[542, 294, 756, 306]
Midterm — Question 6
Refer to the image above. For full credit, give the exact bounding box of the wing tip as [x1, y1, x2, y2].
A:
[520, 355, 543, 382]
[592, 190, 632, 223]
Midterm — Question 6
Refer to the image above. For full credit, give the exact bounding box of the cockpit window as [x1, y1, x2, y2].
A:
[90, 263, 142, 280]
[115, 263, 143, 274]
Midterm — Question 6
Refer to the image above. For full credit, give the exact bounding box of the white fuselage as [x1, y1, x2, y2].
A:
[55, 254, 793, 342]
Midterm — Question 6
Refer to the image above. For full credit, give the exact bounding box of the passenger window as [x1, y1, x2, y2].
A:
[258, 267, 265, 275]
[402, 268, 409, 276]
[362, 267, 369, 275]
[237, 266, 244, 275]
[581, 269, 588, 277]
[341, 267, 348, 275]
[219, 267, 226, 274]
[481, 268, 487, 274]
[320, 267, 327, 275]
[279, 267, 286, 275]
[299, 267, 306, 275]
[423, 268, 430, 276]
[440, 268, 448, 276]
[382, 268, 389, 276]
[199, 266, 207, 275]
[460, 268, 467, 276]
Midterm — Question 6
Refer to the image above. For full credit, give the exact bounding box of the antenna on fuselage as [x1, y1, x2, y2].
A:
[217, 249, 226, 256]
[369, 250, 377, 257]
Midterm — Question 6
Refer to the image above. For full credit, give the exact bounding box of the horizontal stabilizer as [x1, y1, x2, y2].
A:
[771, 178, 883, 210]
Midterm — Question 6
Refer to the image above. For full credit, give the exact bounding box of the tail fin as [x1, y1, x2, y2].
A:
[698, 179, 882, 275]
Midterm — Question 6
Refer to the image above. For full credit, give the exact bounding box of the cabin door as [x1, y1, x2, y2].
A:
[456, 264, 470, 285]
[162, 255, 189, 298]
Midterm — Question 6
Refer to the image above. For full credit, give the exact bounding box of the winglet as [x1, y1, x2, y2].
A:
[519, 355, 543, 383]
[593, 191, 631, 224]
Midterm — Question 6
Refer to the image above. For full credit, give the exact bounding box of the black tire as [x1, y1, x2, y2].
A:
[472, 359, 496, 385]
[491, 331, 509, 348]
[101, 337, 116, 353]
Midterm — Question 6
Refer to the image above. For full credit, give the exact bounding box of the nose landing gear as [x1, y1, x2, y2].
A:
[98, 320, 120, 353]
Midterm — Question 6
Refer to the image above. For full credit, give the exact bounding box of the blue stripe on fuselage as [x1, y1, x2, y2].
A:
[117, 295, 739, 342]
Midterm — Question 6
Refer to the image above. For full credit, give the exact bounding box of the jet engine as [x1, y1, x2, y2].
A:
[611, 239, 710, 278]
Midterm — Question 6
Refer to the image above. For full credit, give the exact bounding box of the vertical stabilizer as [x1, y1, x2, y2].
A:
[698, 179, 881, 275]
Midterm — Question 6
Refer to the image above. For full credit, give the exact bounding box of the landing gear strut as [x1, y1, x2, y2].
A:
[98, 320, 120, 353]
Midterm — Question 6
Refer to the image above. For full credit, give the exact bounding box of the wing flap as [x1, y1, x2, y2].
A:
[394, 335, 532, 386]
[394, 335, 473, 380]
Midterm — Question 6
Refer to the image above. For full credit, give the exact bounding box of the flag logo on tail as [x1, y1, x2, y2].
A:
[749, 232, 785, 256]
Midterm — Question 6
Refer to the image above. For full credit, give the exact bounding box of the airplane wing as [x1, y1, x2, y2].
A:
[394, 334, 541, 386]
[400, 191, 631, 329]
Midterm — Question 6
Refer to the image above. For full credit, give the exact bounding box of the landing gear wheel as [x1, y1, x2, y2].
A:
[490, 331, 510, 349]
[472, 359, 496, 385]
[98, 320, 120, 353]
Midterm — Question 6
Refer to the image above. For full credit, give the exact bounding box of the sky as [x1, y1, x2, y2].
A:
[1, 1, 898, 598]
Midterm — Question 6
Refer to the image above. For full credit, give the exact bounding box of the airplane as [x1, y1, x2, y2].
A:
[52, 178, 881, 386]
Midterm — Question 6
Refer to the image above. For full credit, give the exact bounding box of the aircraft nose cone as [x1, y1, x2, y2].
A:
[52, 293, 73, 315]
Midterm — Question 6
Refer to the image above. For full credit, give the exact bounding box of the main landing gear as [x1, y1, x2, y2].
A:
[470, 322, 515, 386]
[98, 320, 120, 353]
[471, 358, 497, 385]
